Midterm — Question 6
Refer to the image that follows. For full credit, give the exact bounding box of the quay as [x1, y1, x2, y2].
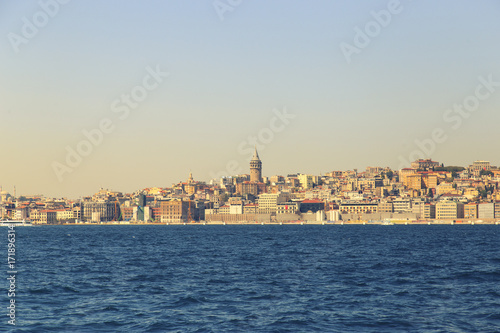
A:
[58, 219, 500, 226]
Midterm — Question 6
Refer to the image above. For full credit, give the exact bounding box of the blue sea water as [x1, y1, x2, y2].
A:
[1, 225, 500, 332]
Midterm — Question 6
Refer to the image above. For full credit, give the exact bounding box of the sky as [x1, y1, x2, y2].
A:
[1, 0, 499, 198]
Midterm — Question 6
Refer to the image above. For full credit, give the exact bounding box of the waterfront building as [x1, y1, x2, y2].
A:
[56, 209, 75, 222]
[277, 202, 299, 215]
[152, 207, 162, 221]
[40, 210, 57, 224]
[143, 206, 152, 222]
[72, 206, 82, 221]
[393, 198, 412, 213]
[423, 203, 436, 219]
[134, 194, 147, 221]
[339, 202, 378, 215]
[160, 199, 199, 223]
[378, 201, 394, 213]
[478, 203, 495, 219]
[121, 207, 134, 221]
[83, 201, 120, 222]
[464, 203, 478, 219]
[495, 202, 500, 218]
[29, 209, 41, 222]
[243, 204, 258, 214]
[328, 210, 340, 221]
[299, 199, 325, 213]
[411, 198, 426, 217]
[436, 201, 464, 220]
[229, 202, 243, 214]
[14, 207, 29, 220]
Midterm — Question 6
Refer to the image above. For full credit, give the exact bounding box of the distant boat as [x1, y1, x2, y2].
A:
[0, 219, 34, 227]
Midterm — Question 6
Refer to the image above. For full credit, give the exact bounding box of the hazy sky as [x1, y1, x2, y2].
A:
[1, 0, 499, 198]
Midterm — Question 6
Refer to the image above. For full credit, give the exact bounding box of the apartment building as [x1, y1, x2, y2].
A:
[436, 201, 464, 220]
[464, 203, 478, 219]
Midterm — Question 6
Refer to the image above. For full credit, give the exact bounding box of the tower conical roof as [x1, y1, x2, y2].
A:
[251, 146, 260, 161]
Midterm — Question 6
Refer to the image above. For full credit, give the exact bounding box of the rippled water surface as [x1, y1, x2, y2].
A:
[2, 225, 500, 332]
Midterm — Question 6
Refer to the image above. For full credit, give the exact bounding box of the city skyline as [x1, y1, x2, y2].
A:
[0, 151, 497, 200]
[2, 1, 500, 198]
[2, 153, 499, 225]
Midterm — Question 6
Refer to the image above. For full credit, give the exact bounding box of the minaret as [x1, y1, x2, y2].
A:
[250, 146, 262, 182]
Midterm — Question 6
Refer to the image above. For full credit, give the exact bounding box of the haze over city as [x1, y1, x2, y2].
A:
[1, 0, 500, 198]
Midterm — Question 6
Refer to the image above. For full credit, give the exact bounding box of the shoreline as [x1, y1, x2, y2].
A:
[50, 220, 500, 226]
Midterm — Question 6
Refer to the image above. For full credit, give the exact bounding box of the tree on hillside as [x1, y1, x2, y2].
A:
[480, 170, 494, 177]
[220, 193, 229, 203]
